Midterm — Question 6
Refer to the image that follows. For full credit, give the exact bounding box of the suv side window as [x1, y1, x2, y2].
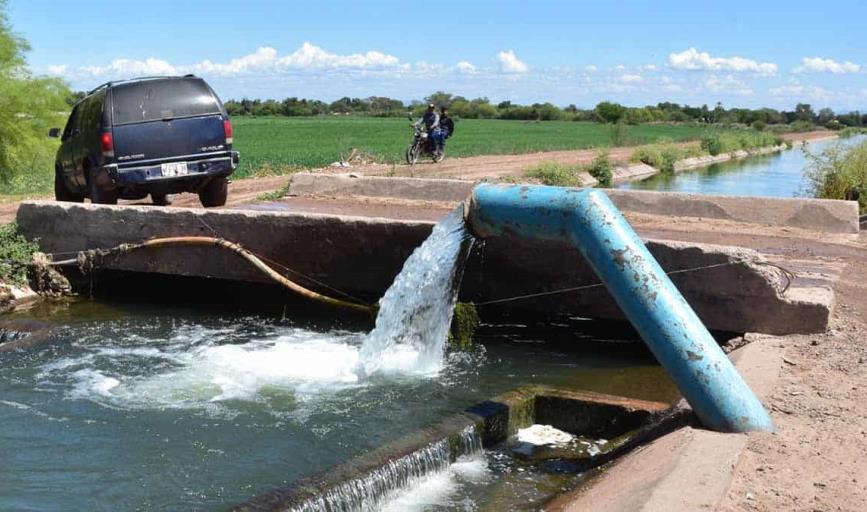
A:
[61, 104, 80, 141]
[80, 91, 105, 136]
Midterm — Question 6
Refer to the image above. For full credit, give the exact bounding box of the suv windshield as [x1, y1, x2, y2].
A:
[111, 78, 220, 125]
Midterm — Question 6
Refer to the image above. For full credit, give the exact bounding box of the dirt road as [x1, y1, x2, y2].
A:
[0, 130, 836, 224]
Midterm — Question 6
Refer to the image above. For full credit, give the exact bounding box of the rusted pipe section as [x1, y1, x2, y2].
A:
[465, 183, 773, 433]
[51, 236, 376, 314]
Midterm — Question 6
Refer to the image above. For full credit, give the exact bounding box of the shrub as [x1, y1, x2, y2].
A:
[804, 141, 867, 212]
[587, 151, 613, 187]
[790, 120, 816, 133]
[701, 133, 724, 156]
[839, 127, 867, 139]
[524, 161, 583, 187]
[0, 222, 38, 285]
[631, 140, 690, 174]
[594, 101, 626, 123]
[752, 120, 767, 131]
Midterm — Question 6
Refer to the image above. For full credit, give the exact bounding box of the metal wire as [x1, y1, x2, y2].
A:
[471, 260, 793, 307]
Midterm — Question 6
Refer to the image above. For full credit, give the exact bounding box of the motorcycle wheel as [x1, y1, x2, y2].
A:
[433, 148, 445, 163]
[406, 143, 420, 165]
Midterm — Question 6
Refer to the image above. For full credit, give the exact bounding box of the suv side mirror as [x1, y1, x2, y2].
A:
[48, 128, 61, 138]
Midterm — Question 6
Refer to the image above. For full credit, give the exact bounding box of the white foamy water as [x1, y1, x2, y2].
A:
[359, 207, 473, 376]
[39, 207, 475, 411]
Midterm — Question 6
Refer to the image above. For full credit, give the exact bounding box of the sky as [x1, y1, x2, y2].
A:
[10, 0, 867, 110]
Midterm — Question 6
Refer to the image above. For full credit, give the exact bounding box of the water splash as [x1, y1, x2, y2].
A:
[359, 207, 474, 376]
[290, 425, 483, 512]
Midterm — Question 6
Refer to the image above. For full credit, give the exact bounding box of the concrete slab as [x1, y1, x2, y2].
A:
[285, 174, 860, 234]
[605, 189, 859, 234]
[547, 339, 783, 512]
[16, 201, 834, 334]
[288, 173, 475, 203]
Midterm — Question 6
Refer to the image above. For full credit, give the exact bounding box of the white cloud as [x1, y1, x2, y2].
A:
[704, 74, 753, 95]
[769, 83, 831, 101]
[194, 46, 278, 75]
[794, 57, 860, 74]
[643, 64, 658, 71]
[276, 42, 400, 70]
[456, 61, 477, 73]
[83, 57, 178, 77]
[584, 64, 598, 72]
[72, 43, 404, 80]
[668, 47, 777, 74]
[497, 49, 528, 73]
[619, 73, 644, 83]
[46, 64, 67, 75]
[614, 64, 626, 71]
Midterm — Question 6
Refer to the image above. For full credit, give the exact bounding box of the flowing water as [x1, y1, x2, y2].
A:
[0, 207, 675, 510]
[359, 207, 473, 376]
[619, 135, 866, 197]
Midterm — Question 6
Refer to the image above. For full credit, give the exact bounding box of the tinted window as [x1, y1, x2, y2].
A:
[111, 79, 220, 125]
[61, 105, 80, 140]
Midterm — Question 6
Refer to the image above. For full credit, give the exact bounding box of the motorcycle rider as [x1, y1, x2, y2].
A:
[420, 103, 440, 132]
[419, 103, 443, 153]
[439, 107, 454, 145]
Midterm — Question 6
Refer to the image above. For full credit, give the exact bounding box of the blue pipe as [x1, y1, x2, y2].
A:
[465, 183, 773, 433]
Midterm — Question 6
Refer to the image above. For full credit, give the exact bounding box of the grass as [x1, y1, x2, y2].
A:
[700, 130, 783, 156]
[524, 161, 585, 186]
[0, 222, 38, 286]
[804, 140, 867, 212]
[230, 117, 711, 179]
[631, 140, 703, 173]
[0, 117, 721, 196]
[632, 129, 783, 174]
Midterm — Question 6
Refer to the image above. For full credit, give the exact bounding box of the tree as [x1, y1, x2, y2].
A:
[794, 103, 816, 123]
[424, 91, 453, 108]
[594, 101, 626, 123]
[817, 107, 835, 126]
[0, 0, 70, 182]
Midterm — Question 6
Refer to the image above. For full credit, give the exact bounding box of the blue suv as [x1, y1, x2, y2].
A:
[50, 75, 239, 207]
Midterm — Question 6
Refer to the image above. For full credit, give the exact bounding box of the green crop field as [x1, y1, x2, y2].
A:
[0, 116, 712, 195]
[231, 117, 711, 178]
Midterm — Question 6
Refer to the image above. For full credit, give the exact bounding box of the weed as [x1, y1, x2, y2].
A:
[0, 222, 38, 286]
[524, 161, 583, 187]
[804, 140, 867, 212]
[587, 151, 613, 187]
[256, 180, 292, 202]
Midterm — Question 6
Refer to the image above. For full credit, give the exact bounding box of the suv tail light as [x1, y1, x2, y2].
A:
[224, 119, 233, 144]
[100, 132, 114, 158]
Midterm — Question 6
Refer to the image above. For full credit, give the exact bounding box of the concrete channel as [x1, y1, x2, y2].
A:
[10, 178, 858, 510]
[17, 199, 836, 334]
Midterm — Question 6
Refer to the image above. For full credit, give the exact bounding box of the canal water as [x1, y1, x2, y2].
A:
[619, 135, 865, 197]
[0, 204, 677, 510]
[0, 305, 672, 511]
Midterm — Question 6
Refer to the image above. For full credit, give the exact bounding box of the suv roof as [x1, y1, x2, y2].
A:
[79, 75, 201, 104]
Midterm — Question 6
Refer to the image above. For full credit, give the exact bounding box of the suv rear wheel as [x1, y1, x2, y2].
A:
[54, 168, 84, 202]
[89, 176, 117, 205]
[198, 176, 227, 207]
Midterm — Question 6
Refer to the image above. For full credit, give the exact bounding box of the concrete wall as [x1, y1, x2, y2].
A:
[17, 201, 832, 334]
[286, 174, 859, 233]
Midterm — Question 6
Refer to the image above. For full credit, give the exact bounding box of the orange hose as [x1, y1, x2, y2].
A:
[57, 236, 376, 314]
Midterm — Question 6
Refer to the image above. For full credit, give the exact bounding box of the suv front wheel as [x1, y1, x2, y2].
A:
[198, 176, 227, 207]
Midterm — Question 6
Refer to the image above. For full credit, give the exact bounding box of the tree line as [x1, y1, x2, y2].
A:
[219, 91, 866, 131]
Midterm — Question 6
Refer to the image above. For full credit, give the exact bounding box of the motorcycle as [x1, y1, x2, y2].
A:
[405, 114, 445, 165]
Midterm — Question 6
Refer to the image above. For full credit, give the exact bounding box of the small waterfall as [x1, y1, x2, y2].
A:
[290, 425, 482, 512]
[359, 206, 474, 376]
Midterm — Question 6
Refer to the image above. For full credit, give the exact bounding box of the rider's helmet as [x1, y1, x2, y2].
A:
[427, 103, 435, 110]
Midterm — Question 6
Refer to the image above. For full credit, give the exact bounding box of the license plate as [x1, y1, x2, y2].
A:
[160, 162, 188, 177]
